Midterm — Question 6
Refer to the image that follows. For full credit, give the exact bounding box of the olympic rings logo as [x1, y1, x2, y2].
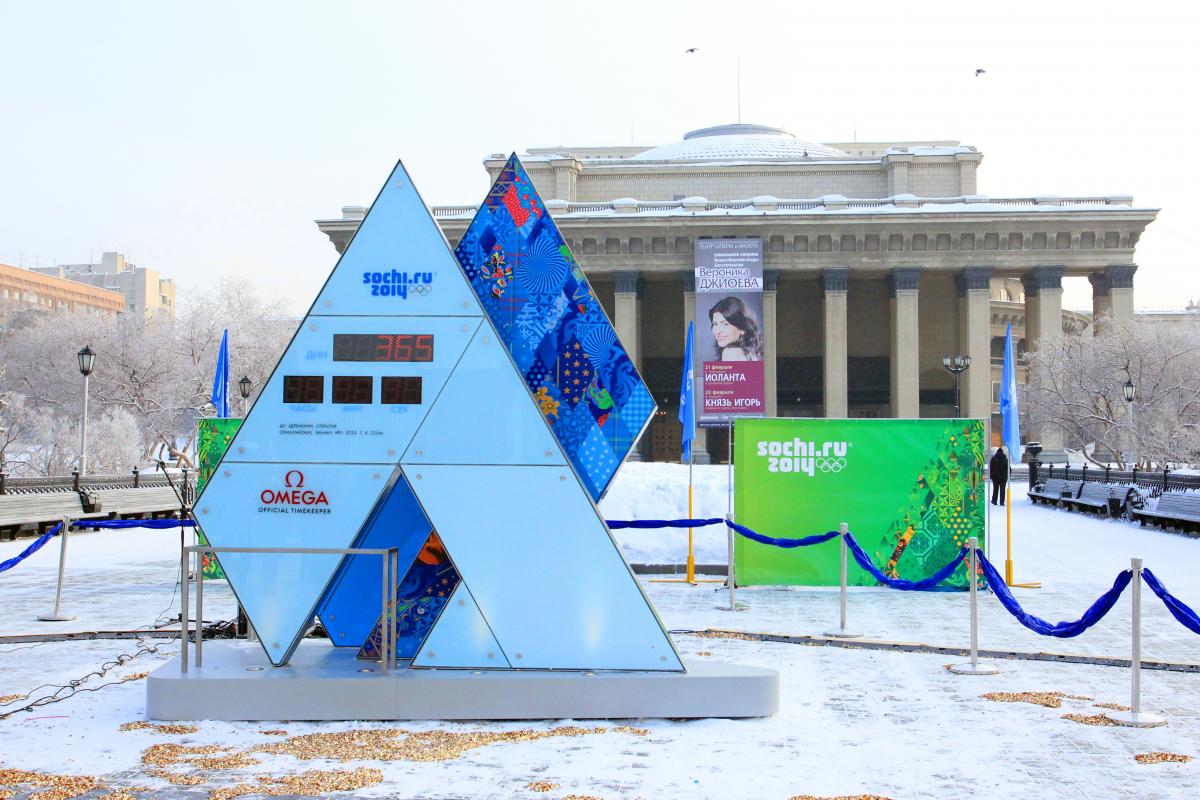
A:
[411, 284, 432, 295]
[816, 457, 847, 473]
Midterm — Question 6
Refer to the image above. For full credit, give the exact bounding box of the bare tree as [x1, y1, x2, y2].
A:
[0, 278, 296, 474]
[1024, 317, 1200, 468]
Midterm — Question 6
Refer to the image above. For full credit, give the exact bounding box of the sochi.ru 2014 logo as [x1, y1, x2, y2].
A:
[362, 269, 433, 298]
[258, 470, 332, 514]
[756, 439, 848, 476]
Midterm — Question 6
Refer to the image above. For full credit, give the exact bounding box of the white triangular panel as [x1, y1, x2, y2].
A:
[412, 583, 511, 669]
[402, 326, 566, 466]
[312, 162, 481, 318]
[195, 463, 391, 665]
[409, 464, 682, 671]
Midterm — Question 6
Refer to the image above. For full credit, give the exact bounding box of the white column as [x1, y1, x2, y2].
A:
[957, 267, 993, 419]
[1023, 266, 1065, 454]
[888, 267, 921, 419]
[682, 272, 711, 464]
[1107, 264, 1137, 326]
[613, 270, 641, 369]
[763, 270, 780, 418]
[1089, 272, 1112, 334]
[821, 267, 849, 418]
[1028, 266, 1064, 352]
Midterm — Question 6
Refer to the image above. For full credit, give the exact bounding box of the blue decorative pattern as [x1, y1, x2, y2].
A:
[453, 156, 656, 500]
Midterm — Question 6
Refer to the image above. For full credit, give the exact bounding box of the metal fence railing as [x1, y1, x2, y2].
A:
[1027, 462, 1200, 497]
[0, 469, 196, 495]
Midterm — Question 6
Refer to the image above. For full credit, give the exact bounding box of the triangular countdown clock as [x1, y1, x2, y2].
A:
[194, 157, 679, 671]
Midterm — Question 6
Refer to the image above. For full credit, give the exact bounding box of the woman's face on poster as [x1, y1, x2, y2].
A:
[711, 311, 744, 349]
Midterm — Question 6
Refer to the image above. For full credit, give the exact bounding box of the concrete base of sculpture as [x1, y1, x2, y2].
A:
[147, 641, 779, 721]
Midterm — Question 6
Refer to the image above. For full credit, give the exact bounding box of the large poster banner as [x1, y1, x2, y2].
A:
[694, 238, 764, 427]
[734, 417, 985, 589]
[196, 418, 242, 580]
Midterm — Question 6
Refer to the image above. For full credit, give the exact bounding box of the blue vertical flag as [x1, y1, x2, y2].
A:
[679, 321, 696, 463]
[211, 329, 230, 418]
[1000, 322, 1021, 459]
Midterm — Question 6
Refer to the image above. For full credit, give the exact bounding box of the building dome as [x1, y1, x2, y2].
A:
[629, 124, 849, 162]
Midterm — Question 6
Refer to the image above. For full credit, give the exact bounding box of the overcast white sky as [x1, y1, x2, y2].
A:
[2, 0, 1198, 313]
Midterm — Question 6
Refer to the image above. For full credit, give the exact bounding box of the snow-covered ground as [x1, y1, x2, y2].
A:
[1, 466, 1199, 799]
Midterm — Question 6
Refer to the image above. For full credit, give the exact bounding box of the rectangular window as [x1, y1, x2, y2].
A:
[283, 375, 324, 403]
[332, 375, 372, 404]
[992, 382, 1001, 404]
[380, 376, 422, 405]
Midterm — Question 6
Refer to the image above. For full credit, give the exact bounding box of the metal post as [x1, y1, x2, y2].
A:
[719, 423, 746, 611]
[949, 537, 999, 675]
[380, 549, 390, 674]
[391, 548, 399, 672]
[180, 546, 189, 673]
[686, 456, 695, 583]
[1108, 558, 1166, 727]
[824, 524, 861, 638]
[38, 517, 76, 622]
[195, 548, 203, 668]
[79, 373, 89, 477]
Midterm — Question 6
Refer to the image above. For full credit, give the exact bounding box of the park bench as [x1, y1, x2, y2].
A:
[1129, 492, 1200, 534]
[91, 486, 182, 519]
[1066, 482, 1136, 516]
[1029, 478, 1073, 506]
[0, 492, 85, 539]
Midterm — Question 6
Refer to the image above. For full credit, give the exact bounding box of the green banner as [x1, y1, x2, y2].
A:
[196, 418, 242, 580]
[734, 418, 985, 589]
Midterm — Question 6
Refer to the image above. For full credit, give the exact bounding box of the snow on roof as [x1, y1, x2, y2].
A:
[629, 124, 848, 162]
[432, 195, 1151, 221]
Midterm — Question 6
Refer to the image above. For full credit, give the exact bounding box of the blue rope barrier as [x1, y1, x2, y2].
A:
[0, 523, 63, 574]
[725, 520, 840, 549]
[71, 518, 195, 530]
[844, 533, 968, 591]
[1143, 569, 1200, 636]
[606, 518, 724, 529]
[977, 550, 1131, 637]
[0, 518, 193, 575]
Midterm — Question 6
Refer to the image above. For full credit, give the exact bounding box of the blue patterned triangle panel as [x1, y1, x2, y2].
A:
[452, 155, 656, 500]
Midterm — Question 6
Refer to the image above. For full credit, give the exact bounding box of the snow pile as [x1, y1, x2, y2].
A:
[599, 462, 734, 564]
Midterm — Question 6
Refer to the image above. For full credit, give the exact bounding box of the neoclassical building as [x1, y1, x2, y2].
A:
[318, 124, 1157, 462]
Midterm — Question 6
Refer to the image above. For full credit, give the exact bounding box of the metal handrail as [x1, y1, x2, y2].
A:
[180, 545, 398, 674]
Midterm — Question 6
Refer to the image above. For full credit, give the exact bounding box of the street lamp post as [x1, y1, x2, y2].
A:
[238, 375, 252, 418]
[1123, 378, 1136, 468]
[77, 346, 96, 476]
[941, 354, 972, 418]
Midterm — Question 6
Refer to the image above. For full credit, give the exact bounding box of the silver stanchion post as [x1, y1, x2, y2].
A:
[949, 536, 999, 675]
[1107, 558, 1166, 727]
[38, 517, 76, 622]
[380, 549, 390, 674]
[180, 546, 189, 674]
[719, 517, 748, 612]
[195, 548, 204, 668]
[824, 523, 862, 638]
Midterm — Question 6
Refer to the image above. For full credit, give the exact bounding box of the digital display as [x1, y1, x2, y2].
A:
[283, 375, 323, 403]
[381, 376, 422, 405]
[332, 376, 372, 404]
[333, 334, 434, 363]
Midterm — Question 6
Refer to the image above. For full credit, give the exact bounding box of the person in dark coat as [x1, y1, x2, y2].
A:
[989, 446, 1009, 505]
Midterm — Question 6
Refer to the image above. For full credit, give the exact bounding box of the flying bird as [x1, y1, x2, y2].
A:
[975, 68, 986, 77]
[685, 47, 700, 54]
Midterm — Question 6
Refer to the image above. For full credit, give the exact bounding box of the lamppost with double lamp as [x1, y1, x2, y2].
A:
[238, 375, 252, 417]
[1123, 378, 1136, 468]
[77, 345, 96, 476]
[941, 354, 972, 417]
